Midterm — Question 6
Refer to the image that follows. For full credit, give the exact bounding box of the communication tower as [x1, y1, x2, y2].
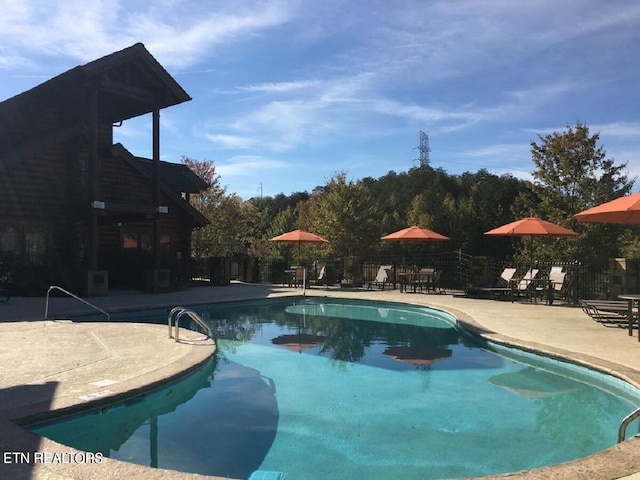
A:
[414, 131, 430, 168]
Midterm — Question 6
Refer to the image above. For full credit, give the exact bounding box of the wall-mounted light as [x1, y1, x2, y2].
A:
[157, 206, 168, 214]
[91, 201, 105, 209]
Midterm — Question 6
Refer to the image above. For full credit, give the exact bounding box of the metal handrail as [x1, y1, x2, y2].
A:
[618, 406, 640, 443]
[168, 307, 213, 342]
[45, 285, 110, 321]
[168, 306, 185, 337]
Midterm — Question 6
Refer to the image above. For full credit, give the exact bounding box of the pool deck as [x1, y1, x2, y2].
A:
[2, 282, 640, 479]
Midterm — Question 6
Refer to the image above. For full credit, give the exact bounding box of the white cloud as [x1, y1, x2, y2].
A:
[205, 133, 256, 150]
[0, 0, 295, 70]
[593, 122, 640, 138]
[463, 143, 528, 160]
[236, 80, 321, 94]
[216, 156, 290, 177]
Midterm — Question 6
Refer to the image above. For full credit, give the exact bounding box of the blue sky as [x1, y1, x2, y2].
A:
[2, 1, 640, 199]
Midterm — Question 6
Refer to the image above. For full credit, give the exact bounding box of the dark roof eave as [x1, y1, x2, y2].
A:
[111, 143, 209, 227]
[0, 43, 191, 119]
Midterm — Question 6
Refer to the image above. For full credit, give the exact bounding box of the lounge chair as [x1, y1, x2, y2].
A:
[542, 271, 567, 304]
[513, 268, 539, 302]
[473, 267, 517, 299]
[312, 265, 327, 288]
[579, 300, 631, 327]
[529, 270, 567, 304]
[367, 265, 393, 291]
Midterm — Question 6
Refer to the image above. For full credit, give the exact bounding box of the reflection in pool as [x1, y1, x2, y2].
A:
[31, 298, 640, 480]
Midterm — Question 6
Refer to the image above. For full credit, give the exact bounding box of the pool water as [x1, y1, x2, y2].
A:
[31, 298, 640, 479]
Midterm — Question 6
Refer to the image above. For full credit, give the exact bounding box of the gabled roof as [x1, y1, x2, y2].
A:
[0, 43, 191, 123]
[111, 144, 209, 227]
[135, 157, 209, 194]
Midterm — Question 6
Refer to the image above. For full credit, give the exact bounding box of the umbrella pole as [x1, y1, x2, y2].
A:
[297, 240, 306, 295]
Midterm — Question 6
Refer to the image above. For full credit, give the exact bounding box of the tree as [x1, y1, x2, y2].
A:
[182, 156, 258, 258]
[265, 206, 299, 263]
[302, 172, 379, 259]
[514, 122, 634, 263]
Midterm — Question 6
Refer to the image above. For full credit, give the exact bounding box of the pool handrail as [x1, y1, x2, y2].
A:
[45, 285, 110, 321]
[168, 306, 213, 342]
[618, 406, 640, 443]
[168, 306, 185, 337]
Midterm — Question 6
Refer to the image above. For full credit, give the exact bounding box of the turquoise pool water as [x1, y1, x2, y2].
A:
[31, 298, 640, 479]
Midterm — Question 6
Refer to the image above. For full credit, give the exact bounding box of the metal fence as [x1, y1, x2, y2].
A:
[258, 250, 474, 291]
[195, 251, 621, 302]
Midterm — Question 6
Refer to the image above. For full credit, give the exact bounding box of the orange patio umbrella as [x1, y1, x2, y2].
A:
[381, 225, 450, 242]
[381, 225, 449, 270]
[270, 229, 330, 243]
[485, 217, 579, 275]
[574, 192, 640, 224]
[270, 229, 329, 266]
[484, 217, 579, 237]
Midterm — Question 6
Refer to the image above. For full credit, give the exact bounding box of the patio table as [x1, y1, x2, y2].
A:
[284, 268, 298, 287]
[618, 294, 640, 340]
[398, 271, 434, 293]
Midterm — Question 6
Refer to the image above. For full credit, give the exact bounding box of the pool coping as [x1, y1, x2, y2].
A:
[0, 323, 223, 480]
[4, 287, 640, 479]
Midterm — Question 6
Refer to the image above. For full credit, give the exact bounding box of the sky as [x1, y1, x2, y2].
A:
[2, 1, 640, 200]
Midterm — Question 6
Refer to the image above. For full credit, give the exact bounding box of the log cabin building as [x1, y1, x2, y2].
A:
[0, 43, 209, 295]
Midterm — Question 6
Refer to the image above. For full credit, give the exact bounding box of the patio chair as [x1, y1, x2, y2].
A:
[432, 269, 445, 294]
[0, 272, 13, 302]
[293, 266, 306, 287]
[416, 268, 435, 293]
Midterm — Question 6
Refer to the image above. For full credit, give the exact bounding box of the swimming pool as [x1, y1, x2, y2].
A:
[31, 297, 640, 479]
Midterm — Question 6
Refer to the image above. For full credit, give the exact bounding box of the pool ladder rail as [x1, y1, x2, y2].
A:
[618, 406, 640, 443]
[168, 306, 215, 343]
[44, 285, 110, 321]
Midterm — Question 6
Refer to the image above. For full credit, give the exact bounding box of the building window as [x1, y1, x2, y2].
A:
[122, 232, 170, 253]
[0, 227, 19, 255]
[160, 233, 171, 254]
[0, 224, 47, 265]
[25, 226, 47, 264]
[123, 233, 138, 249]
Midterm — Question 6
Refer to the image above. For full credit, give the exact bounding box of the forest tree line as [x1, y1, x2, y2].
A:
[184, 123, 639, 268]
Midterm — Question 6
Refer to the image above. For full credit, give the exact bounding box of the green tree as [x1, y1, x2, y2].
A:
[303, 172, 379, 259]
[182, 156, 258, 258]
[514, 122, 634, 264]
[265, 207, 299, 264]
[449, 170, 529, 258]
